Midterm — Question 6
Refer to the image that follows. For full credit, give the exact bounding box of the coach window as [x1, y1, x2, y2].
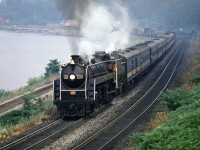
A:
[140, 56, 143, 64]
[135, 58, 138, 68]
[132, 59, 134, 69]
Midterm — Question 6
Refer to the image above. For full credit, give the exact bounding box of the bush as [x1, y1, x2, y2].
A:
[130, 40, 200, 150]
[190, 70, 200, 84]
[0, 94, 52, 127]
[0, 94, 33, 126]
[0, 110, 24, 126]
[130, 85, 200, 150]
[0, 89, 10, 100]
[27, 76, 44, 86]
[0, 96, 54, 142]
[44, 59, 60, 78]
[160, 88, 190, 111]
[131, 104, 200, 150]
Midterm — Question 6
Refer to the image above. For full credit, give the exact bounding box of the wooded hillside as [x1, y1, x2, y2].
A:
[0, 0, 199, 31]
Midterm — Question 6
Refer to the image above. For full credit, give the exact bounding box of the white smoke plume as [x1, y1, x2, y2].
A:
[78, 2, 136, 57]
[57, 0, 137, 58]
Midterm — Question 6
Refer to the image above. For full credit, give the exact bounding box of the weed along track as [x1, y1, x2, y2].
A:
[0, 118, 84, 150]
[0, 83, 53, 116]
[73, 39, 189, 150]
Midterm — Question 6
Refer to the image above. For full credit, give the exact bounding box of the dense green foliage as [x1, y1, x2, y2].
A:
[0, 94, 53, 140]
[130, 86, 200, 149]
[130, 59, 200, 149]
[0, 94, 51, 126]
[191, 69, 200, 84]
[44, 59, 60, 77]
[0, 0, 200, 31]
[160, 88, 190, 111]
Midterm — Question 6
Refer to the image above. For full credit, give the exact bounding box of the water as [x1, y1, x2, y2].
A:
[0, 31, 150, 90]
[0, 31, 72, 90]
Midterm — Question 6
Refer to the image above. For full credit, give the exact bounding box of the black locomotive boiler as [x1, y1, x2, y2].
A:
[53, 32, 176, 117]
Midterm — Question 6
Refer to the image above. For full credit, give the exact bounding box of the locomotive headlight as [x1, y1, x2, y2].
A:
[69, 74, 76, 81]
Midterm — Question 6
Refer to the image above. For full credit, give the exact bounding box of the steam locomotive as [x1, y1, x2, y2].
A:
[53, 32, 176, 117]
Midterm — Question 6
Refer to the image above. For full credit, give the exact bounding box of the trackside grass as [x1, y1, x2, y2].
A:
[0, 59, 60, 103]
[129, 40, 200, 149]
[0, 74, 58, 103]
[130, 86, 200, 150]
[0, 94, 54, 142]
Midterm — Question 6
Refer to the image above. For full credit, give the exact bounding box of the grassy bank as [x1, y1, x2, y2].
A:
[0, 59, 60, 103]
[0, 53, 60, 143]
[0, 74, 58, 103]
[0, 94, 55, 142]
[129, 40, 200, 149]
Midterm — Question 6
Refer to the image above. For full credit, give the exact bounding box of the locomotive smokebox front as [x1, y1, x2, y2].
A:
[61, 55, 86, 89]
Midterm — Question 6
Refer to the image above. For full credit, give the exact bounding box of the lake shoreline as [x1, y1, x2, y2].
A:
[0, 25, 81, 37]
[0, 30, 71, 90]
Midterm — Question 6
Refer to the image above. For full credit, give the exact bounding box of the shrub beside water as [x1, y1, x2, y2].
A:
[44, 59, 60, 78]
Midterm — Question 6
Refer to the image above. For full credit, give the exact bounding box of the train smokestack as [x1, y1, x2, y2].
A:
[71, 55, 80, 63]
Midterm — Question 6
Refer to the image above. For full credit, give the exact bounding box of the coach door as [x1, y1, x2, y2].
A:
[132, 59, 134, 73]
[132, 57, 138, 75]
[135, 57, 138, 70]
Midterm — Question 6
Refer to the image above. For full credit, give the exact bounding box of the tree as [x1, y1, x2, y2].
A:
[44, 59, 60, 77]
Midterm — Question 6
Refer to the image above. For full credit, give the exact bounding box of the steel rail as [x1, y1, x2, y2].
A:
[0, 118, 63, 150]
[99, 40, 187, 150]
[0, 83, 53, 116]
[24, 118, 84, 150]
[73, 40, 184, 150]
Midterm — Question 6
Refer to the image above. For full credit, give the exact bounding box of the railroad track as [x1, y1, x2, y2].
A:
[0, 38, 189, 150]
[73, 39, 189, 150]
[0, 118, 84, 150]
[0, 83, 53, 116]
